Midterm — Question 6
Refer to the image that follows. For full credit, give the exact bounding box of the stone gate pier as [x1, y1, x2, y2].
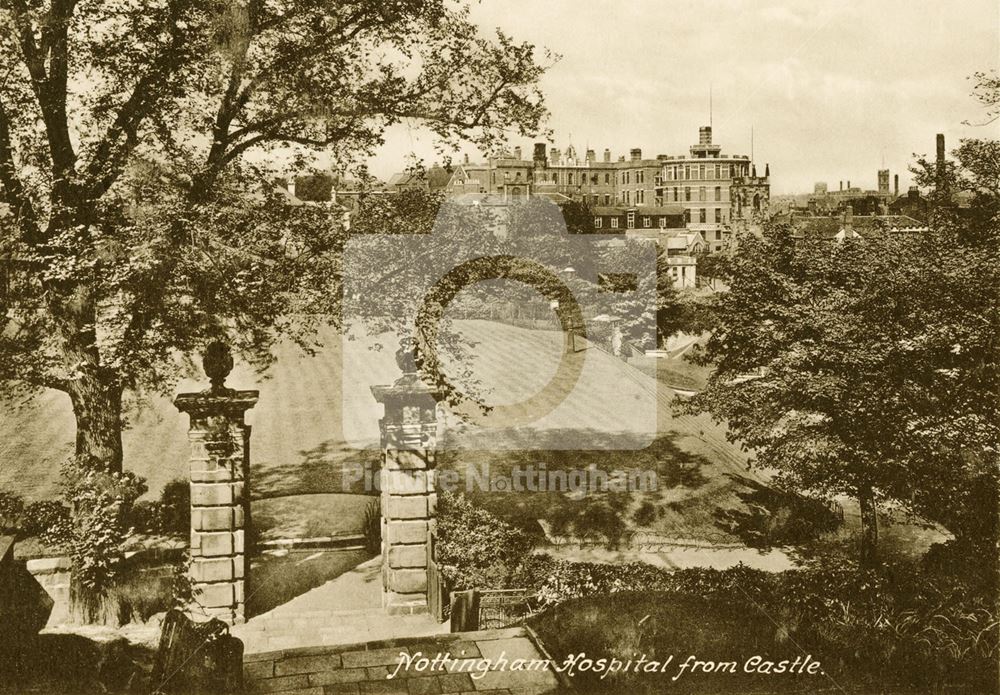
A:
[175, 342, 258, 625]
[371, 340, 442, 615]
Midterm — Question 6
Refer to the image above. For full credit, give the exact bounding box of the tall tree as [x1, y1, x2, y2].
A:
[0, 0, 552, 473]
[679, 124, 999, 566]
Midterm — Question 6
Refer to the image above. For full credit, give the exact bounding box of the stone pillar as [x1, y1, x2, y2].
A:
[174, 342, 258, 625]
[371, 339, 441, 615]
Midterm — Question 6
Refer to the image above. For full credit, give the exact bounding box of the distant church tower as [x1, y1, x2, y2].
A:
[729, 162, 771, 235]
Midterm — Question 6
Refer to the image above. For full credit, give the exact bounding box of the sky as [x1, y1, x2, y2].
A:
[366, 0, 999, 195]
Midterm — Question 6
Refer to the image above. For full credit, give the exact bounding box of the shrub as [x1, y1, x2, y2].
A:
[0, 491, 24, 532]
[128, 481, 189, 537]
[157, 481, 190, 536]
[21, 499, 74, 547]
[62, 459, 147, 598]
[362, 496, 380, 555]
[435, 491, 536, 590]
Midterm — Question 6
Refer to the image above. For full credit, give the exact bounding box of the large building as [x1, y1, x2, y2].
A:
[445, 126, 770, 252]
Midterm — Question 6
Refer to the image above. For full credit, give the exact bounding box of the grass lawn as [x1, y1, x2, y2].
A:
[0, 320, 835, 553]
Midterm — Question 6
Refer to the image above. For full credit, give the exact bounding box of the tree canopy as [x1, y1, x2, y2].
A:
[0, 0, 552, 472]
[680, 130, 999, 565]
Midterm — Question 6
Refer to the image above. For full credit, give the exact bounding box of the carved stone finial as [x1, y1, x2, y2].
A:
[395, 337, 418, 375]
[203, 341, 233, 392]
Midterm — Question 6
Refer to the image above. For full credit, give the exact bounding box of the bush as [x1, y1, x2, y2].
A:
[0, 491, 24, 532]
[362, 497, 380, 555]
[62, 459, 147, 598]
[435, 491, 536, 590]
[21, 500, 74, 547]
[128, 481, 189, 537]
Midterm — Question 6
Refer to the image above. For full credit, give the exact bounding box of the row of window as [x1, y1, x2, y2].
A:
[664, 163, 750, 181]
[621, 190, 647, 205]
[621, 170, 646, 185]
[684, 208, 725, 224]
[594, 215, 672, 230]
[593, 211, 730, 230]
[667, 186, 725, 203]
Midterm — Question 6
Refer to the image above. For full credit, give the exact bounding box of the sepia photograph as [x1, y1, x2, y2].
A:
[0, 1, 997, 693]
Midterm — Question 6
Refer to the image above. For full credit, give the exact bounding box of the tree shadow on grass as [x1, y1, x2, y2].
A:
[438, 430, 713, 548]
[713, 474, 843, 549]
[251, 439, 381, 499]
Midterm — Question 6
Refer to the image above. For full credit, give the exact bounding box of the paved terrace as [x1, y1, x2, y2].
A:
[233, 557, 449, 654]
[243, 626, 563, 695]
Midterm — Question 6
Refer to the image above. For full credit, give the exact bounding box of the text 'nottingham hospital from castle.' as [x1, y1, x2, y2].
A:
[443, 126, 771, 253]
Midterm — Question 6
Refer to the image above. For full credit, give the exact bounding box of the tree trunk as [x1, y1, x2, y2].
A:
[67, 375, 124, 474]
[858, 484, 878, 569]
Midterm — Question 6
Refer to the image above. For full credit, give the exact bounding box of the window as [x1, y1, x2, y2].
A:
[666, 168, 673, 181]
[604, 173, 610, 184]
[684, 187, 691, 202]
[611, 218, 619, 229]
[595, 217, 603, 228]
[626, 190, 631, 205]
[722, 164, 730, 179]
[658, 216, 666, 228]
[637, 171, 644, 184]
[627, 211, 635, 229]
[715, 208, 722, 223]
[714, 186, 722, 202]
[604, 194, 611, 205]
[699, 208, 707, 223]
[643, 216, 651, 228]
[637, 190, 645, 204]
[568, 173, 574, 185]
[698, 187, 706, 202]
[684, 165, 690, 180]
[699, 165, 706, 180]
[672, 187, 679, 202]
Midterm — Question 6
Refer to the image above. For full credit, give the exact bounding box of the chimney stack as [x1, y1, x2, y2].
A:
[550, 147, 561, 166]
[586, 148, 596, 163]
[699, 126, 712, 145]
[513, 146, 522, 161]
[630, 148, 642, 162]
[603, 148, 611, 163]
[463, 153, 470, 165]
[839, 180, 843, 192]
[894, 174, 899, 196]
[847, 180, 851, 190]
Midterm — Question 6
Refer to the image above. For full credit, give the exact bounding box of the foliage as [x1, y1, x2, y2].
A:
[0, 0, 553, 474]
[679, 211, 998, 564]
[0, 490, 24, 531]
[62, 459, 147, 593]
[361, 496, 381, 555]
[129, 480, 190, 537]
[19, 499, 74, 548]
[434, 491, 536, 590]
[529, 556, 997, 692]
[678, 74, 1000, 567]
